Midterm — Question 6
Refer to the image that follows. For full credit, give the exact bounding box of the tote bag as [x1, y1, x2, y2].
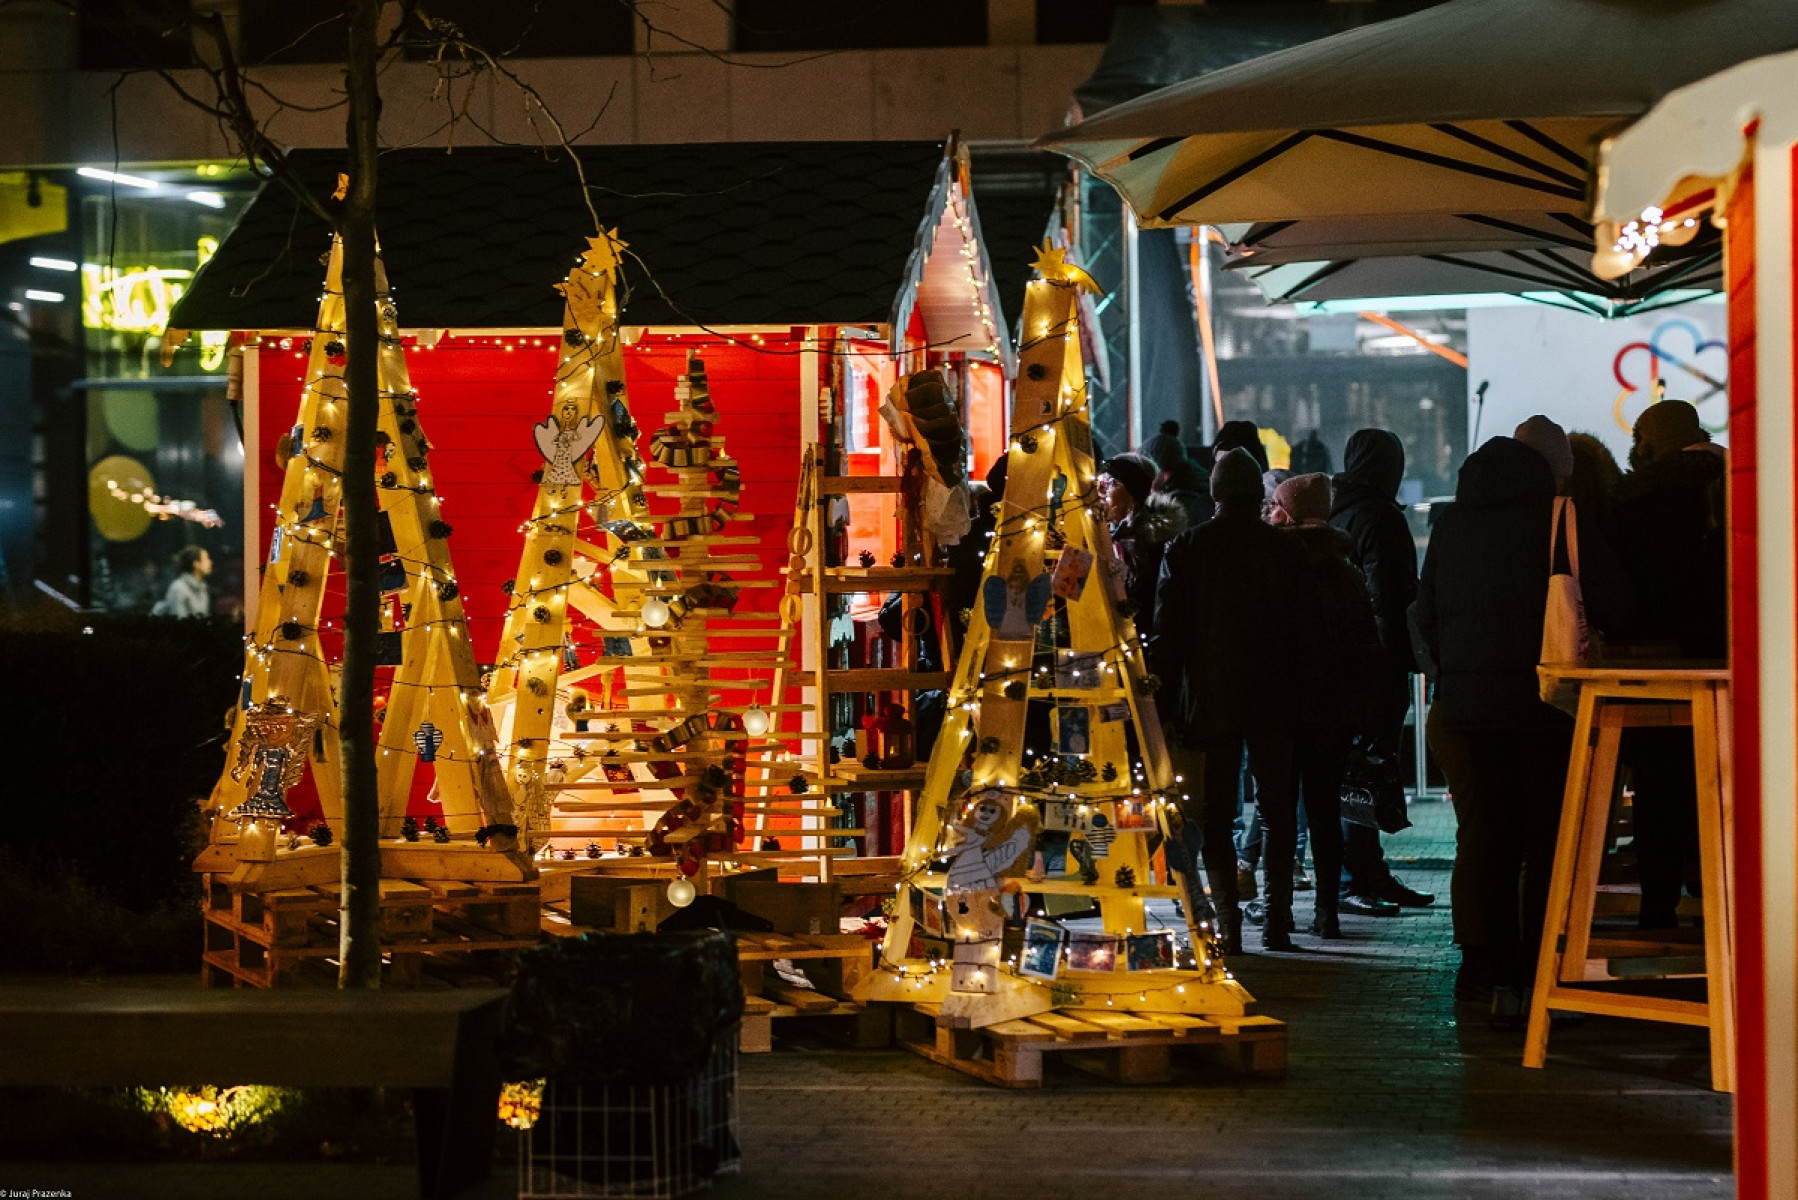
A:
[1539, 496, 1592, 712]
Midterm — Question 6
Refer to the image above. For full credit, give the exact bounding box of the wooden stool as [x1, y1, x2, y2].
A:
[1525, 665, 1733, 1091]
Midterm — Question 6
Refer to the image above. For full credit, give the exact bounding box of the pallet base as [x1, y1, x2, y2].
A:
[892, 1002, 1286, 1087]
[200, 873, 539, 989]
[736, 931, 885, 1053]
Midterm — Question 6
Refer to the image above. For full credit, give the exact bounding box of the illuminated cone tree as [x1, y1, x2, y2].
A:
[857, 244, 1256, 1029]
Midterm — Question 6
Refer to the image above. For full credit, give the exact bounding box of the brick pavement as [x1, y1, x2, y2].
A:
[0, 799, 1733, 1200]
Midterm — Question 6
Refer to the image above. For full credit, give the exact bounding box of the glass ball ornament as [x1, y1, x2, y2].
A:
[641, 596, 672, 628]
[667, 877, 697, 908]
[741, 704, 771, 737]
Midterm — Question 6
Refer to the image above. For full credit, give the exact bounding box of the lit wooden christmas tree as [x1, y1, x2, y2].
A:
[201, 227, 518, 892]
[485, 237, 790, 895]
[857, 244, 1256, 1029]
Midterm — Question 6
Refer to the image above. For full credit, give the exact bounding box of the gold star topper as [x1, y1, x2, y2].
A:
[1031, 239, 1102, 296]
[582, 229, 627, 274]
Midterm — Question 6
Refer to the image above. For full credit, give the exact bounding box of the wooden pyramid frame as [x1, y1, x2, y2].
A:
[857, 245, 1257, 1029]
[201, 231, 519, 891]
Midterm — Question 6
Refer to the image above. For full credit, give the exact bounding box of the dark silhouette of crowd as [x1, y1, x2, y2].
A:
[1121, 402, 1724, 1031]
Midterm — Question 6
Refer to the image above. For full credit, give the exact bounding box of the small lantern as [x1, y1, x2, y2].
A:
[872, 702, 915, 770]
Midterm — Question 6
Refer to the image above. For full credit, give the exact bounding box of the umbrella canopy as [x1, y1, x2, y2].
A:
[1041, 0, 1798, 233]
[1226, 212, 1722, 315]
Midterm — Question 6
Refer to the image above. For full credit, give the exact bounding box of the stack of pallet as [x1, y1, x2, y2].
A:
[200, 872, 539, 988]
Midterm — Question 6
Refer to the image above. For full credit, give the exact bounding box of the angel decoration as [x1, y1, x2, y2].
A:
[983, 559, 1051, 642]
[944, 788, 1038, 896]
[230, 701, 323, 821]
[533, 401, 606, 487]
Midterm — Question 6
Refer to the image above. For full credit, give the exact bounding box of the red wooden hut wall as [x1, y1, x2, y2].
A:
[251, 330, 811, 820]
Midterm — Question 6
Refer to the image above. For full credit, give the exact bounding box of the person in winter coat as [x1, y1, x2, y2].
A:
[1329, 429, 1430, 913]
[1268, 473, 1383, 937]
[1140, 422, 1212, 527]
[1100, 452, 1187, 631]
[1610, 399, 1728, 928]
[1415, 435, 1628, 1026]
[1153, 449, 1324, 953]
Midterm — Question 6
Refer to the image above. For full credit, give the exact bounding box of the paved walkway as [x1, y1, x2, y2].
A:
[1, 800, 1733, 1200]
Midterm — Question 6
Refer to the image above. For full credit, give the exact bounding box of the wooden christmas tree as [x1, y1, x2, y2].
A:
[201, 229, 517, 891]
[857, 244, 1256, 1029]
[485, 236, 789, 885]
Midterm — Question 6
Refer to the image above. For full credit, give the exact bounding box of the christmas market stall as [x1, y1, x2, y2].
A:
[167, 139, 1021, 988]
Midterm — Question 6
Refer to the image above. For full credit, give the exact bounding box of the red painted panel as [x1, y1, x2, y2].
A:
[254, 333, 807, 817]
[1727, 160, 1765, 1197]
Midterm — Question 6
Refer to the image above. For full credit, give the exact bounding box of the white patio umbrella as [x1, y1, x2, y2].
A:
[1039, 0, 1798, 266]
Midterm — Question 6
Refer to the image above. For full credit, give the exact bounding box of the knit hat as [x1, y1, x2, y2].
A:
[1100, 452, 1157, 507]
[1273, 473, 1333, 525]
[1137, 420, 1189, 473]
[1214, 420, 1270, 472]
[1634, 399, 1708, 458]
[1513, 414, 1574, 481]
[1210, 448, 1264, 503]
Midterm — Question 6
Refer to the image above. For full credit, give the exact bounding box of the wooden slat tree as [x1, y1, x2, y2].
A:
[202, 231, 518, 891]
[485, 232, 665, 846]
[857, 244, 1256, 1029]
[485, 237, 790, 878]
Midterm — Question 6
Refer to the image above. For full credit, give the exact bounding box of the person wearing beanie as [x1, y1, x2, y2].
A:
[1209, 446, 1264, 503]
[1214, 420, 1271, 473]
[1101, 452, 1187, 630]
[1328, 429, 1429, 915]
[1138, 420, 1189, 475]
[1270, 472, 1333, 527]
[1153, 446, 1323, 953]
[1632, 398, 1711, 465]
[1512, 415, 1575, 484]
[1610, 399, 1727, 930]
[1269, 471, 1382, 938]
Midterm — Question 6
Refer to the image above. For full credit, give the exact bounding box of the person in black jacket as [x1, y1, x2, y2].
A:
[1329, 429, 1431, 913]
[1609, 400, 1728, 928]
[1268, 473, 1383, 938]
[1153, 449, 1324, 953]
[1416, 437, 1591, 1025]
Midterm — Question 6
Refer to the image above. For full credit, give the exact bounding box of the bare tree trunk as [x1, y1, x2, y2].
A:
[337, 0, 384, 989]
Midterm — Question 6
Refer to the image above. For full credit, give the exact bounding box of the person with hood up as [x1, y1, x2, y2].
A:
[1416, 437, 1575, 1027]
[1267, 473, 1383, 937]
[1610, 399, 1728, 929]
[1329, 429, 1431, 914]
[1153, 449, 1324, 953]
[1099, 452, 1187, 630]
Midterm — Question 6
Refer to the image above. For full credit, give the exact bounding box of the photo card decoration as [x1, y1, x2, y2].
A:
[1020, 917, 1067, 981]
[1126, 931, 1177, 972]
[1065, 931, 1119, 972]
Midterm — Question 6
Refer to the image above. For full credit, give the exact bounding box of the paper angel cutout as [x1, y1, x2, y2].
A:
[533, 402, 607, 486]
[983, 560, 1052, 641]
[944, 789, 1039, 895]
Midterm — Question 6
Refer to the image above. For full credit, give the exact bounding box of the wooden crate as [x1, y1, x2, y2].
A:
[735, 932, 887, 1052]
[200, 874, 541, 989]
[891, 1003, 1287, 1088]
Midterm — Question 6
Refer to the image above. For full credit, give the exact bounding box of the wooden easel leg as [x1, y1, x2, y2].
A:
[1525, 687, 1600, 1069]
[1691, 683, 1735, 1093]
[1562, 708, 1625, 977]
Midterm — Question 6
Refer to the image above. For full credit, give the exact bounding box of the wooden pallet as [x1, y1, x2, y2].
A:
[892, 1002, 1287, 1088]
[200, 874, 540, 988]
[736, 931, 888, 1053]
